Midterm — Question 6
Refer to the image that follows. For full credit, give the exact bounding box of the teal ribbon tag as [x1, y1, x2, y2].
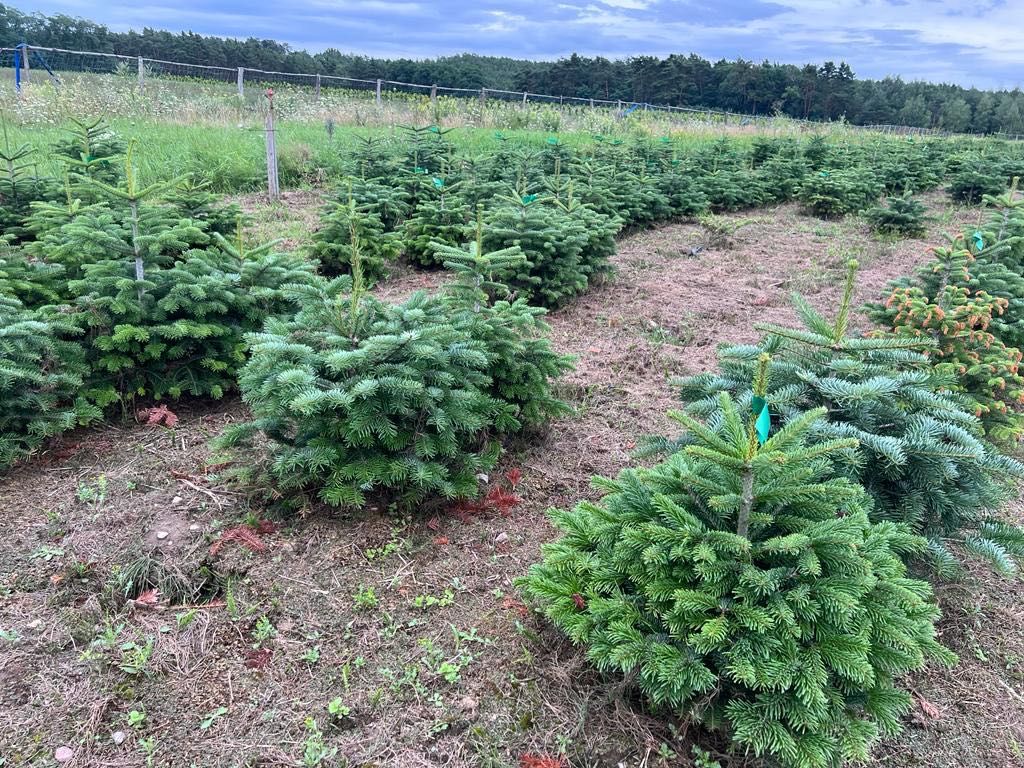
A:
[593, 134, 605, 142]
[546, 137, 559, 145]
[521, 194, 538, 205]
[659, 136, 671, 143]
[428, 125, 440, 134]
[413, 166, 427, 174]
[819, 170, 830, 177]
[751, 396, 770, 445]
[494, 131, 506, 141]
[432, 177, 444, 189]
[973, 231, 985, 251]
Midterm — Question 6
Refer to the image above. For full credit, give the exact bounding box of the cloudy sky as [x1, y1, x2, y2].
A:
[17, 0, 1024, 89]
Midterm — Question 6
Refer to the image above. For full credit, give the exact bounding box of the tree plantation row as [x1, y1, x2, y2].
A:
[3, 121, 1024, 766]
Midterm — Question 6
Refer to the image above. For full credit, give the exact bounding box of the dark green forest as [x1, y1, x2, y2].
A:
[2, 3, 1023, 133]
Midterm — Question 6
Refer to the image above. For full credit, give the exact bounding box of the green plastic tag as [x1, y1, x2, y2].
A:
[546, 137, 559, 145]
[659, 136, 671, 143]
[428, 125, 440, 134]
[432, 177, 444, 189]
[819, 170, 830, 177]
[494, 131, 506, 141]
[521, 194, 538, 205]
[751, 396, 770, 445]
[973, 231, 985, 251]
[413, 166, 426, 174]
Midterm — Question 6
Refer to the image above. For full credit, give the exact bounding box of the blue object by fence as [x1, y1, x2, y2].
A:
[622, 103, 642, 115]
[12, 43, 61, 91]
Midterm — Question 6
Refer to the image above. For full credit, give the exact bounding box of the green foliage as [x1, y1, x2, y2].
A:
[867, 240, 1024, 441]
[480, 189, 591, 308]
[864, 195, 929, 237]
[800, 168, 883, 218]
[218, 278, 515, 508]
[671, 262, 1024, 574]
[164, 176, 243, 238]
[433, 214, 574, 427]
[51, 116, 126, 191]
[521, 364, 954, 768]
[948, 163, 1007, 204]
[403, 179, 470, 267]
[310, 182, 401, 281]
[70, 235, 314, 407]
[0, 296, 100, 468]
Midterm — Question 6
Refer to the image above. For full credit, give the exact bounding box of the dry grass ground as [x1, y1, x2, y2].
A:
[2, 194, 1022, 768]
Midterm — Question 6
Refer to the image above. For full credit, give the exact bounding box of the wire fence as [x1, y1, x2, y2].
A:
[0, 43, 1018, 141]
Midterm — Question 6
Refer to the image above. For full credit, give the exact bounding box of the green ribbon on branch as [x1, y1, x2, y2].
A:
[546, 137, 559, 145]
[751, 396, 770, 445]
[521, 194, 538, 205]
[428, 125, 440, 134]
[432, 177, 444, 189]
[973, 231, 985, 251]
[494, 131, 506, 141]
[413, 166, 427, 174]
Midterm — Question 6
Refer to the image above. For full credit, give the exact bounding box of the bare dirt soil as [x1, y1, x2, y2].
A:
[2, 195, 1022, 768]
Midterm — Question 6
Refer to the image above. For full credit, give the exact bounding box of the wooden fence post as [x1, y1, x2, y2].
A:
[237, 67, 244, 97]
[314, 73, 321, 99]
[265, 89, 280, 201]
[137, 56, 144, 93]
[430, 84, 437, 104]
[375, 78, 382, 106]
[522, 91, 528, 106]
[480, 88, 487, 109]
[22, 45, 29, 85]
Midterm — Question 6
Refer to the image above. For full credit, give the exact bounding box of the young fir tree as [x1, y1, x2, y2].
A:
[948, 162, 1007, 204]
[0, 295, 101, 469]
[71, 230, 314, 407]
[521, 357, 955, 768]
[164, 176, 243, 238]
[480, 186, 590, 308]
[432, 211, 574, 427]
[800, 168, 884, 218]
[866, 239, 1024, 441]
[0, 123, 59, 242]
[51, 116, 127, 195]
[309, 182, 401, 282]
[670, 261, 1024, 575]
[403, 176, 471, 267]
[216, 250, 517, 508]
[864, 194, 929, 238]
[0, 251, 65, 308]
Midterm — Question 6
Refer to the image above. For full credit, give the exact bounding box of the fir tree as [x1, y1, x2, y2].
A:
[403, 176, 471, 267]
[51, 116, 126, 193]
[164, 176, 243, 238]
[0, 122, 59, 242]
[521, 357, 955, 768]
[480, 186, 590, 308]
[800, 168, 883, 218]
[309, 181, 401, 282]
[867, 239, 1024, 441]
[670, 262, 1024, 574]
[433, 212, 574, 427]
[0, 295, 101, 469]
[864, 194, 929, 238]
[948, 163, 1007, 204]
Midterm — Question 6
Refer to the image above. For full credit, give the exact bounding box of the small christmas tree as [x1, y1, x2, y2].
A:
[672, 261, 1024, 575]
[164, 176, 243, 238]
[403, 176, 471, 267]
[867, 240, 1024, 441]
[864, 194, 929, 238]
[0, 295, 100, 468]
[480, 185, 590, 308]
[521, 356, 955, 768]
[309, 181, 401, 282]
[800, 168, 883, 218]
[433, 211, 574, 426]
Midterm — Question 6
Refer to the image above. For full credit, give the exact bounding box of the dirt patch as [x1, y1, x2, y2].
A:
[1, 194, 1020, 768]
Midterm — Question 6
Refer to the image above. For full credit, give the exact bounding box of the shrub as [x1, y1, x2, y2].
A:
[948, 164, 1006, 204]
[402, 178, 471, 267]
[309, 186, 401, 282]
[0, 296, 100, 469]
[218, 278, 516, 507]
[866, 241, 1024, 441]
[521, 361, 955, 768]
[864, 195, 929, 237]
[800, 168, 883, 218]
[70, 236, 314, 407]
[480, 189, 590, 308]
[671, 262, 1024, 575]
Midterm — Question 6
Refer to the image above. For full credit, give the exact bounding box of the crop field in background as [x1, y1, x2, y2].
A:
[2, 73, 1024, 768]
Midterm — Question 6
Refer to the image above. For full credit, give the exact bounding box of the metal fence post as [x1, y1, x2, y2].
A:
[522, 91, 527, 106]
[314, 73, 321, 99]
[137, 56, 144, 93]
[375, 78, 382, 106]
[22, 44, 30, 85]
[237, 67, 244, 97]
[430, 84, 437, 104]
[480, 88, 487, 109]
